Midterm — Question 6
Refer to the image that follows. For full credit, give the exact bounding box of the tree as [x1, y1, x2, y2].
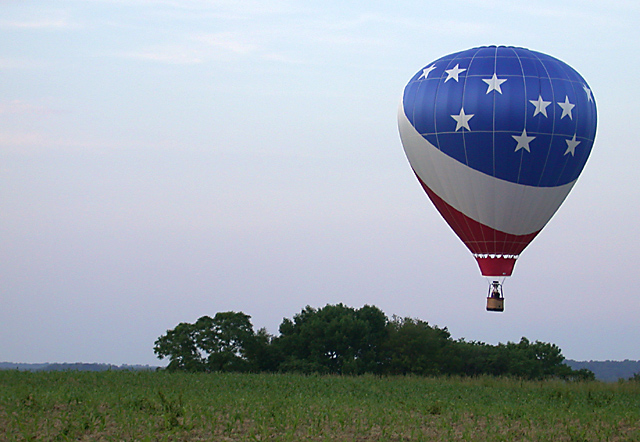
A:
[382, 316, 453, 376]
[194, 312, 258, 372]
[488, 338, 578, 380]
[154, 304, 594, 380]
[275, 304, 388, 374]
[153, 322, 205, 371]
[245, 326, 280, 372]
[565, 368, 596, 381]
[445, 339, 496, 376]
[154, 312, 264, 372]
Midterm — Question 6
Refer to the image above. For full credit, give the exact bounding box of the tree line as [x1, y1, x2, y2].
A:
[565, 360, 640, 382]
[154, 304, 594, 381]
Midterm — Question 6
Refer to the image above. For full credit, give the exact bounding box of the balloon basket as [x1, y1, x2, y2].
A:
[486, 280, 504, 312]
[486, 297, 504, 312]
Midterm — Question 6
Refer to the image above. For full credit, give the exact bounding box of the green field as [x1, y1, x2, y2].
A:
[1, 371, 639, 441]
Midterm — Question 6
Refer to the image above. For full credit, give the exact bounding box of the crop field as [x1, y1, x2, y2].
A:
[0, 371, 639, 441]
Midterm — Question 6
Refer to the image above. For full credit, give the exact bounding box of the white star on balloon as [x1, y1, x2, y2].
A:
[419, 65, 436, 79]
[557, 96, 575, 120]
[583, 85, 594, 102]
[564, 134, 581, 156]
[444, 64, 466, 83]
[529, 95, 552, 117]
[482, 73, 507, 94]
[451, 107, 474, 131]
[512, 129, 535, 152]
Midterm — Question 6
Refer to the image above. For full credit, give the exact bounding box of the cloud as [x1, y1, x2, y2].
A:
[0, 128, 145, 154]
[0, 16, 80, 31]
[121, 45, 204, 64]
[118, 32, 260, 65]
[462, 0, 634, 28]
[260, 52, 305, 65]
[0, 100, 57, 115]
[195, 32, 257, 54]
[0, 130, 45, 148]
[0, 57, 47, 69]
[82, 0, 306, 20]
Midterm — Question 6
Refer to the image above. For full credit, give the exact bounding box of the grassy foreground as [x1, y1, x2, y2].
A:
[0, 371, 639, 441]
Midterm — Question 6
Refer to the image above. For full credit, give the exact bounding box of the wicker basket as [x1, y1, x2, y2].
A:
[486, 297, 504, 312]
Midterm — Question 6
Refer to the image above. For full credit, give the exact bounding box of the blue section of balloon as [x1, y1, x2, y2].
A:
[402, 46, 597, 187]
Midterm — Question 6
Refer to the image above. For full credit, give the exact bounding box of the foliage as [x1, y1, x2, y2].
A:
[153, 321, 203, 371]
[154, 311, 265, 372]
[381, 316, 453, 376]
[154, 304, 593, 380]
[194, 313, 256, 372]
[274, 304, 388, 375]
[2, 370, 639, 441]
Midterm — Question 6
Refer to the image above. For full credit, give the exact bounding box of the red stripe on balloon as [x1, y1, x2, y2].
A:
[415, 173, 540, 276]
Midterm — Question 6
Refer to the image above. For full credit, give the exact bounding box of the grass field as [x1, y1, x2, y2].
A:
[1, 370, 639, 441]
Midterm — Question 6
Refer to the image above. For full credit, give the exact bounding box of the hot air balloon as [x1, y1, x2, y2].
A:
[398, 46, 597, 311]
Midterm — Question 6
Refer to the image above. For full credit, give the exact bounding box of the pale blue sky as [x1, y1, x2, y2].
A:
[1, 0, 639, 365]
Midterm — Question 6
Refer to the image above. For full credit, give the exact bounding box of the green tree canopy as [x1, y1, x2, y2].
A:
[275, 304, 388, 374]
[154, 311, 265, 372]
[154, 303, 594, 381]
[382, 316, 453, 376]
[153, 322, 203, 371]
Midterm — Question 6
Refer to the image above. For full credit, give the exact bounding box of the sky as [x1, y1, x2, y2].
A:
[1, 0, 639, 366]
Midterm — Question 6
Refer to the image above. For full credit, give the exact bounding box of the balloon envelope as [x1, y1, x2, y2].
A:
[398, 46, 597, 276]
